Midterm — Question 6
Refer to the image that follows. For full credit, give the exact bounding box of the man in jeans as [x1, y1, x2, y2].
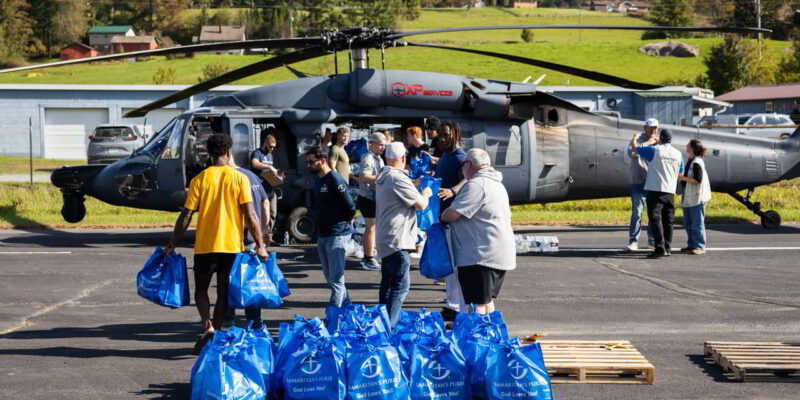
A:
[625, 118, 658, 251]
[306, 146, 356, 306]
[631, 128, 684, 259]
[164, 134, 267, 353]
[376, 142, 432, 330]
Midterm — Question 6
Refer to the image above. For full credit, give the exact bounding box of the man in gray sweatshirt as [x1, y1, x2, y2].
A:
[625, 118, 658, 251]
[376, 142, 433, 330]
[441, 148, 515, 315]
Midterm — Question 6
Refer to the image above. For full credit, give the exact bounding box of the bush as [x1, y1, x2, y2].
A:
[641, 30, 668, 40]
[199, 61, 231, 83]
[0, 56, 28, 69]
[521, 29, 534, 43]
[152, 67, 177, 85]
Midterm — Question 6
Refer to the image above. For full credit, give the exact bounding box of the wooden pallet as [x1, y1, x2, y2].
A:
[536, 340, 655, 384]
[704, 341, 800, 382]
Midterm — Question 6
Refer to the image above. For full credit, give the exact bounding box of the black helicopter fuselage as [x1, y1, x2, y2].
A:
[51, 69, 800, 234]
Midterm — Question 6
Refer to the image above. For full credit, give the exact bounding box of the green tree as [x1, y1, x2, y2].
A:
[0, 0, 34, 63]
[152, 66, 177, 84]
[777, 36, 800, 83]
[521, 28, 534, 43]
[647, 0, 693, 38]
[700, 35, 776, 95]
[199, 61, 231, 83]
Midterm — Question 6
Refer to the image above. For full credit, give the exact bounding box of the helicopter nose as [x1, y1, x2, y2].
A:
[50, 165, 106, 194]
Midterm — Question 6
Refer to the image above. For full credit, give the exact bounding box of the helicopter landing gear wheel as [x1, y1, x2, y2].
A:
[287, 207, 315, 243]
[761, 210, 781, 229]
[728, 189, 781, 229]
[61, 193, 86, 223]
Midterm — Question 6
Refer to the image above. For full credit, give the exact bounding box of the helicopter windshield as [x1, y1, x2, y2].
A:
[138, 117, 180, 155]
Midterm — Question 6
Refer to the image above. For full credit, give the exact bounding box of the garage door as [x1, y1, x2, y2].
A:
[44, 108, 109, 159]
[121, 108, 184, 140]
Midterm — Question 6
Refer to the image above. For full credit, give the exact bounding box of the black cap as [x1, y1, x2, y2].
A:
[659, 128, 673, 143]
[424, 116, 441, 131]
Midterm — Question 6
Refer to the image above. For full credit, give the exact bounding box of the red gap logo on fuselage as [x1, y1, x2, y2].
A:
[391, 82, 453, 97]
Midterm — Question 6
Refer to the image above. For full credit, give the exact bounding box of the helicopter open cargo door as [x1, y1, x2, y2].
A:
[153, 117, 187, 210]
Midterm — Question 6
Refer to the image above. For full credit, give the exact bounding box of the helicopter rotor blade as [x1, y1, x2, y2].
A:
[404, 42, 660, 90]
[0, 37, 323, 74]
[389, 24, 771, 40]
[123, 46, 327, 118]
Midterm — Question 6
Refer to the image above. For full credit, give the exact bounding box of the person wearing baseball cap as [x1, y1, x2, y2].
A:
[425, 116, 443, 158]
[630, 128, 685, 259]
[355, 132, 387, 271]
[624, 118, 659, 251]
[375, 142, 433, 330]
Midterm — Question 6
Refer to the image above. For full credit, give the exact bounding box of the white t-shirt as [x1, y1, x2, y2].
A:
[375, 167, 422, 259]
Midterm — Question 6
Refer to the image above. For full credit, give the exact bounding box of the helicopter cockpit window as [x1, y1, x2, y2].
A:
[160, 118, 185, 160]
[484, 123, 522, 166]
[139, 117, 178, 156]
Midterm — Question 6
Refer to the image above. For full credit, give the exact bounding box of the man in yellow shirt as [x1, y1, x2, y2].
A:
[164, 134, 267, 353]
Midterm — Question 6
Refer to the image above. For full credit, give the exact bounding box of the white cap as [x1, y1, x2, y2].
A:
[385, 142, 407, 159]
[644, 118, 659, 128]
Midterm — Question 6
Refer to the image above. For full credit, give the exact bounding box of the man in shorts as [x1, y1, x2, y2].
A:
[441, 148, 515, 314]
[355, 132, 386, 271]
[164, 134, 267, 353]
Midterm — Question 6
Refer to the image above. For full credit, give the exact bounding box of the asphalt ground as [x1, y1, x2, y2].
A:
[0, 224, 798, 399]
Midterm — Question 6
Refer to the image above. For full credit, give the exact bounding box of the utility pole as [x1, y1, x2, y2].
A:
[756, 0, 762, 56]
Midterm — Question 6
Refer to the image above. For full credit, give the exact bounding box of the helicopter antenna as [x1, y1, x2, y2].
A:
[381, 44, 386, 70]
[521, 76, 532, 83]
[533, 74, 546, 85]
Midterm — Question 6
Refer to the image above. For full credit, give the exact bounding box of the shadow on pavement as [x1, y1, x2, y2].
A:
[0, 229, 181, 248]
[686, 354, 731, 383]
[2, 321, 199, 343]
[706, 223, 800, 235]
[132, 382, 188, 399]
[0, 346, 193, 361]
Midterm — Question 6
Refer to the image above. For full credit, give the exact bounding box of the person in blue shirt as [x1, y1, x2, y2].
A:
[631, 128, 685, 259]
[250, 132, 282, 243]
[305, 146, 357, 306]
[223, 158, 270, 329]
[433, 120, 468, 321]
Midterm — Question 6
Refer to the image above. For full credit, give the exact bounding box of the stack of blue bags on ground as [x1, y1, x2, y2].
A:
[188, 303, 553, 400]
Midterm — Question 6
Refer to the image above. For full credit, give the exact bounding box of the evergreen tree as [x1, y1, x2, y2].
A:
[648, 0, 693, 38]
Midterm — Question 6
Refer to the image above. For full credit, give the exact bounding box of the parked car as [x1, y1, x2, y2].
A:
[736, 114, 796, 139]
[87, 124, 146, 164]
[696, 113, 796, 139]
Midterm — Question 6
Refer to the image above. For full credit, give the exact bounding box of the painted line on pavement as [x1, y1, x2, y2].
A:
[0, 251, 72, 255]
[557, 247, 800, 252]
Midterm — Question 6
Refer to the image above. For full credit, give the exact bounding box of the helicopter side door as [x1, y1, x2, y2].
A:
[153, 116, 187, 209]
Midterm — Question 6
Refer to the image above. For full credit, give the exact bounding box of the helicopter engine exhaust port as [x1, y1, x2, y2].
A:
[61, 192, 86, 224]
[727, 189, 781, 229]
[287, 207, 315, 243]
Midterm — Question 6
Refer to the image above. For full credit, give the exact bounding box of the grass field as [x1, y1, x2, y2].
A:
[0, 156, 85, 174]
[2, 178, 798, 230]
[0, 8, 790, 87]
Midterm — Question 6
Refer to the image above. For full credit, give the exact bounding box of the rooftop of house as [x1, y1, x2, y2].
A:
[89, 25, 134, 34]
[717, 84, 800, 102]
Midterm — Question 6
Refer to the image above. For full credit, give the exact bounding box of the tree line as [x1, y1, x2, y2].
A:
[0, 0, 424, 65]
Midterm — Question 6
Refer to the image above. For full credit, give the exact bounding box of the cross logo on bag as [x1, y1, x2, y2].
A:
[429, 361, 451, 380]
[508, 360, 528, 380]
[360, 356, 382, 378]
[301, 355, 321, 375]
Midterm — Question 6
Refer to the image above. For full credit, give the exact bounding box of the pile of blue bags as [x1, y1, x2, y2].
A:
[189, 305, 553, 400]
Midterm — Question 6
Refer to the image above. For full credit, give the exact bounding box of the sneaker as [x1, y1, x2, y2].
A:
[360, 257, 381, 271]
[646, 251, 666, 259]
[680, 247, 693, 253]
[691, 248, 706, 255]
[625, 242, 638, 251]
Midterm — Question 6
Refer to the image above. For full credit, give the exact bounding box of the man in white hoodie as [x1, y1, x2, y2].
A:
[441, 148, 516, 314]
[376, 142, 433, 330]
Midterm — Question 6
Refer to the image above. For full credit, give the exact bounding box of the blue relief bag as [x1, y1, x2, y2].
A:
[326, 304, 391, 341]
[246, 324, 276, 393]
[419, 223, 453, 279]
[228, 252, 282, 309]
[409, 338, 471, 400]
[282, 335, 347, 400]
[392, 309, 447, 374]
[416, 176, 441, 231]
[190, 330, 267, 400]
[345, 138, 369, 164]
[345, 342, 410, 400]
[136, 247, 190, 308]
[484, 342, 553, 400]
[410, 151, 434, 179]
[266, 252, 291, 298]
[273, 317, 329, 397]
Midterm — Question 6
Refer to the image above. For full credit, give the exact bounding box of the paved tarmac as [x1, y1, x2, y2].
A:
[0, 224, 798, 399]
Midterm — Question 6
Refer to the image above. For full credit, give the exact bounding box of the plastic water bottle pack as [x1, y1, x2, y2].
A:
[514, 235, 559, 254]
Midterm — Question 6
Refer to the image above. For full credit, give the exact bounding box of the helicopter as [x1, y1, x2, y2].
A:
[1, 24, 794, 242]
